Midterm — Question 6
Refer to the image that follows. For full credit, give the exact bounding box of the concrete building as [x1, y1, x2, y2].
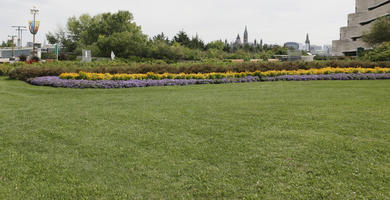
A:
[333, 0, 390, 56]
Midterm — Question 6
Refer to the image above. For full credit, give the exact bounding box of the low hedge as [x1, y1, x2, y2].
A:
[7, 60, 390, 81]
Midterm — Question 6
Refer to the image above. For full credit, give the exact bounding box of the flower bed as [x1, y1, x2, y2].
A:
[263, 73, 390, 81]
[59, 67, 390, 81]
[28, 73, 390, 89]
[28, 76, 261, 89]
[9, 61, 390, 81]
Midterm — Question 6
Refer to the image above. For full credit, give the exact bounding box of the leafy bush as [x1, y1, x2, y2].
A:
[58, 53, 68, 61]
[41, 53, 56, 60]
[361, 42, 390, 61]
[0, 64, 14, 76]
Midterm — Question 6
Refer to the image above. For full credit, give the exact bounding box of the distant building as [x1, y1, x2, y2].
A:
[0, 48, 33, 58]
[243, 26, 249, 45]
[333, 0, 390, 56]
[234, 34, 242, 46]
[310, 44, 323, 52]
[323, 45, 332, 55]
[259, 39, 263, 49]
[0, 44, 53, 59]
[232, 26, 262, 49]
[26, 42, 34, 48]
[305, 33, 311, 52]
[284, 42, 300, 50]
[311, 45, 332, 56]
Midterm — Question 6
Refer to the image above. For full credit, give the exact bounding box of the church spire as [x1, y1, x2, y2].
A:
[305, 33, 311, 52]
[234, 34, 242, 48]
[243, 26, 248, 44]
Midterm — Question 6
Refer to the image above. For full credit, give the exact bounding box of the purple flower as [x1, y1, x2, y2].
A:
[27, 73, 390, 89]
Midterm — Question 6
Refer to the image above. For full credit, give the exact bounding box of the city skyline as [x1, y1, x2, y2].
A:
[0, 0, 355, 46]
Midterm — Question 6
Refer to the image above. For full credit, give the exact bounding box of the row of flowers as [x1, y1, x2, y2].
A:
[28, 73, 390, 89]
[59, 67, 390, 81]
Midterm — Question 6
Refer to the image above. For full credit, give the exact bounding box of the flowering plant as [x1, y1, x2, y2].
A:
[59, 67, 390, 81]
[29, 73, 390, 89]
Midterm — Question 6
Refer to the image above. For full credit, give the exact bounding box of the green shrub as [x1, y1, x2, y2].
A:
[0, 65, 11, 76]
[361, 42, 390, 61]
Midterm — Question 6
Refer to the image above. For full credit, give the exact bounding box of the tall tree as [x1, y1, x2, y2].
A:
[206, 40, 225, 51]
[46, 11, 148, 57]
[153, 32, 169, 43]
[188, 35, 205, 50]
[363, 16, 390, 46]
[0, 40, 12, 48]
[173, 31, 191, 47]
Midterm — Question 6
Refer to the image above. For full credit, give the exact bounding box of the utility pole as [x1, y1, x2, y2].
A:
[8, 35, 16, 59]
[12, 26, 27, 48]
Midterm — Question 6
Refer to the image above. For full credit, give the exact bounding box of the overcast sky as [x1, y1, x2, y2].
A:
[0, 0, 355, 46]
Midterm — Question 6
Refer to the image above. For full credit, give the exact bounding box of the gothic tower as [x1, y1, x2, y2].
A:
[235, 34, 242, 46]
[243, 26, 249, 44]
[260, 39, 263, 49]
[305, 33, 311, 52]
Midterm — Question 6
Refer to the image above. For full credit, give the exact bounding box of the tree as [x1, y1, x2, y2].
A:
[46, 32, 59, 45]
[362, 16, 390, 46]
[46, 28, 78, 52]
[271, 45, 288, 55]
[46, 10, 148, 58]
[173, 31, 191, 47]
[361, 42, 390, 61]
[206, 40, 225, 51]
[96, 31, 148, 58]
[153, 32, 169, 43]
[188, 35, 205, 50]
[0, 40, 12, 48]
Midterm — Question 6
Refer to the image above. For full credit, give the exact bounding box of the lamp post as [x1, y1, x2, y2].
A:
[30, 6, 39, 56]
[8, 35, 16, 59]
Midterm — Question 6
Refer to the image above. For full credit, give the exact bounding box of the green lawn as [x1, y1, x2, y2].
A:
[0, 77, 389, 199]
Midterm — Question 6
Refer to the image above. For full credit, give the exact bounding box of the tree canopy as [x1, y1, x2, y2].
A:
[361, 42, 390, 61]
[46, 10, 287, 61]
[362, 16, 390, 46]
[47, 10, 148, 57]
[0, 40, 12, 48]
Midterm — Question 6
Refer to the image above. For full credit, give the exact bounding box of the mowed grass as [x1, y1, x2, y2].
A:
[0, 77, 389, 199]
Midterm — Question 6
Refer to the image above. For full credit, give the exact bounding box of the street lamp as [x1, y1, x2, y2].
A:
[30, 6, 39, 56]
[8, 35, 16, 59]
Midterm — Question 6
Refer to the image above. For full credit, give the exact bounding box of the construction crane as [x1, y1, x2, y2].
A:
[12, 26, 27, 48]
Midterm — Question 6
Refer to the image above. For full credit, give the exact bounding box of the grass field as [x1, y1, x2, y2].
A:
[1, 77, 389, 199]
